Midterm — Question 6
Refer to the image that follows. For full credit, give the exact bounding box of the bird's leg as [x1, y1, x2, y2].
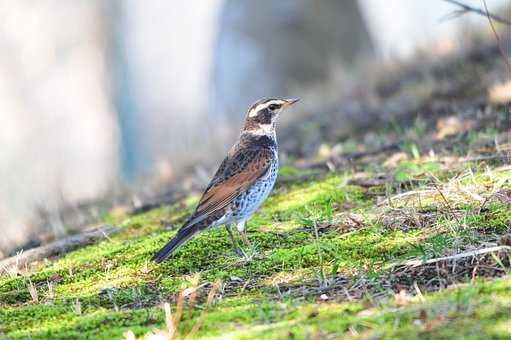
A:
[240, 230, 252, 250]
[225, 224, 244, 257]
[237, 220, 255, 259]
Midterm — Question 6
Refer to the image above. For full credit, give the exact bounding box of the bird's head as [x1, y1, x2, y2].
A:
[242, 98, 299, 136]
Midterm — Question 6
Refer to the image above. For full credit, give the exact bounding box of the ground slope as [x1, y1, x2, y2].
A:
[1, 44, 511, 339]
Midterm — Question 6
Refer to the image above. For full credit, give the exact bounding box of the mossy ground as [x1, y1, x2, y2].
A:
[1, 126, 510, 338]
[2, 47, 511, 338]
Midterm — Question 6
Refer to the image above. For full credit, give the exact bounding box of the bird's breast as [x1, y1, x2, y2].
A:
[230, 150, 278, 219]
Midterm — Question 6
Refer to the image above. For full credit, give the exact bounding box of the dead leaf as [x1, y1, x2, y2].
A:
[435, 116, 475, 140]
[384, 152, 409, 168]
[489, 80, 511, 104]
[348, 173, 388, 187]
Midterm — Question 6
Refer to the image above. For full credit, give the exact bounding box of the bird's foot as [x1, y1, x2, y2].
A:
[241, 245, 261, 262]
[230, 245, 259, 263]
[241, 252, 254, 262]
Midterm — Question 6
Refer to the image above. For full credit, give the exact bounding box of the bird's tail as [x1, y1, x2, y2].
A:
[152, 225, 199, 263]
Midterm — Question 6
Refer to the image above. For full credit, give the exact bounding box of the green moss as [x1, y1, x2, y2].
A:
[467, 203, 511, 232]
[3, 276, 511, 339]
[1, 155, 511, 338]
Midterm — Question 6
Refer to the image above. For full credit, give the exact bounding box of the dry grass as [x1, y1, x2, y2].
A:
[73, 299, 82, 315]
[1, 251, 25, 278]
[26, 278, 38, 303]
[268, 156, 511, 305]
[387, 166, 511, 209]
[274, 245, 511, 304]
[124, 274, 222, 340]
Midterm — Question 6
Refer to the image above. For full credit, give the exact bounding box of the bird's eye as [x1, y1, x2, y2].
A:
[268, 104, 279, 111]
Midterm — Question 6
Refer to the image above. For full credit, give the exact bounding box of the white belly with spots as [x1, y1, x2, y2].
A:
[230, 152, 278, 222]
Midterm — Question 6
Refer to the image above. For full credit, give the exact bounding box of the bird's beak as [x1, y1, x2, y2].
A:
[283, 98, 300, 107]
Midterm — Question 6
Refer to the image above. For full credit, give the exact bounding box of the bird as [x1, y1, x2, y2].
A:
[152, 97, 299, 263]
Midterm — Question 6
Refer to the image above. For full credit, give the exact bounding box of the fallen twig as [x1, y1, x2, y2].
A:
[482, 0, 511, 76]
[432, 182, 462, 225]
[403, 245, 511, 267]
[443, 0, 511, 76]
[461, 154, 510, 163]
[0, 224, 120, 273]
[442, 0, 511, 26]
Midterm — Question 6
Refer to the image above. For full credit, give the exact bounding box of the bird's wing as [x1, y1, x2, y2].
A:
[184, 147, 273, 228]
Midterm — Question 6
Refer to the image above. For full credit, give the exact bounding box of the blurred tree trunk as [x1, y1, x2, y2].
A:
[211, 0, 374, 123]
[109, 0, 148, 180]
[0, 1, 118, 256]
[110, 1, 223, 180]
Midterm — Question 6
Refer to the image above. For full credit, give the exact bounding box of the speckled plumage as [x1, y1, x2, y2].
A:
[229, 137, 279, 226]
[153, 98, 298, 262]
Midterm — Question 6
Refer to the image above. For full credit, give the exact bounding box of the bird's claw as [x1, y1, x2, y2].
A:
[231, 245, 259, 262]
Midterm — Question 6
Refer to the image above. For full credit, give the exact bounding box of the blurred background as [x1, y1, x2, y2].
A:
[1, 0, 509, 256]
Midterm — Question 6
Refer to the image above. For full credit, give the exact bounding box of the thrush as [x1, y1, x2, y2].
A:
[152, 98, 299, 262]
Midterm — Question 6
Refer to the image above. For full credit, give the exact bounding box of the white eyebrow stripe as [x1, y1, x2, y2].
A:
[248, 100, 282, 117]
